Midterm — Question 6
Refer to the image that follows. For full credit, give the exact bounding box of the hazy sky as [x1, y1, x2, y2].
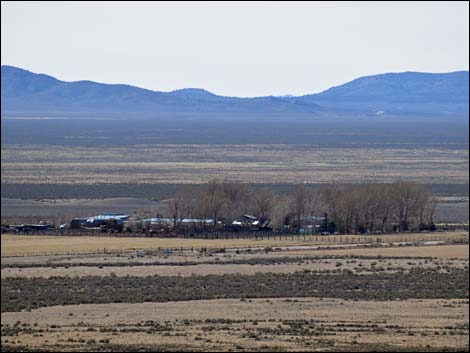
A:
[2, 1, 469, 97]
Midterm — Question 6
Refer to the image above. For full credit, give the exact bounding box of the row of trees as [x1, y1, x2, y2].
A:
[320, 183, 437, 234]
[164, 180, 437, 234]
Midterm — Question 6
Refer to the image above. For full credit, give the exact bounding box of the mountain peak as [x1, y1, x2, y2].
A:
[169, 88, 217, 98]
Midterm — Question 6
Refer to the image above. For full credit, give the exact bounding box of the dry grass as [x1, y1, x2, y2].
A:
[290, 244, 470, 258]
[1, 232, 468, 257]
[2, 144, 469, 184]
[3, 253, 468, 279]
[2, 298, 468, 351]
[0, 235, 310, 256]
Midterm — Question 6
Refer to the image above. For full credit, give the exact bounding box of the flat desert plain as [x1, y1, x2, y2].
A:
[2, 144, 469, 184]
[1, 232, 469, 352]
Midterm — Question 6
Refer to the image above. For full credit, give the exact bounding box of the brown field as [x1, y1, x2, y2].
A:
[2, 234, 468, 352]
[2, 250, 468, 279]
[2, 144, 469, 184]
[2, 298, 468, 352]
[2, 231, 468, 257]
[289, 243, 470, 258]
[0, 235, 315, 257]
[1, 244, 468, 270]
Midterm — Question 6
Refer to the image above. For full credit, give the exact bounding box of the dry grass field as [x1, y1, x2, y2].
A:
[0, 235, 314, 257]
[2, 239, 469, 351]
[289, 243, 470, 258]
[1, 232, 468, 257]
[2, 232, 469, 352]
[2, 246, 468, 279]
[2, 144, 469, 184]
[2, 298, 468, 352]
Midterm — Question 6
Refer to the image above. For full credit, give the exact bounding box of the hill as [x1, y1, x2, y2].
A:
[295, 71, 469, 115]
[0, 66, 318, 116]
[1, 65, 468, 117]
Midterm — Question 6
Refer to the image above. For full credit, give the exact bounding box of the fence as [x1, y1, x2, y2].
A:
[2, 237, 385, 258]
[2, 227, 468, 258]
[2, 228, 299, 239]
[1, 230, 389, 244]
[3, 224, 469, 239]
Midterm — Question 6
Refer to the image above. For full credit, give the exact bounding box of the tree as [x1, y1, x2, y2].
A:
[290, 185, 310, 233]
[164, 181, 437, 235]
[376, 184, 394, 233]
[361, 184, 383, 233]
[423, 195, 437, 231]
[270, 194, 290, 232]
[193, 179, 231, 230]
[167, 189, 190, 232]
[392, 182, 427, 232]
[252, 188, 274, 221]
[220, 181, 249, 224]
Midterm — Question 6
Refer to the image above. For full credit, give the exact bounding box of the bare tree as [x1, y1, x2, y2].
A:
[161, 181, 437, 236]
[290, 185, 310, 233]
[193, 179, 227, 230]
[167, 189, 190, 232]
[376, 184, 394, 233]
[424, 196, 437, 229]
[360, 184, 383, 233]
[252, 188, 275, 221]
[186, 186, 210, 231]
[416, 187, 432, 230]
[220, 181, 249, 224]
[392, 182, 427, 232]
[270, 194, 290, 232]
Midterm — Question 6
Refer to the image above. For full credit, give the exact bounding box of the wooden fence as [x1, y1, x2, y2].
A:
[2, 237, 385, 258]
[2, 228, 306, 239]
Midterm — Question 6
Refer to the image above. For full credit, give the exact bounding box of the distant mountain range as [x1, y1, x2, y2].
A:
[1, 65, 468, 117]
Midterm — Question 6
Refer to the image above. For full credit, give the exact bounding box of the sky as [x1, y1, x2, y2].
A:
[1, 1, 469, 97]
